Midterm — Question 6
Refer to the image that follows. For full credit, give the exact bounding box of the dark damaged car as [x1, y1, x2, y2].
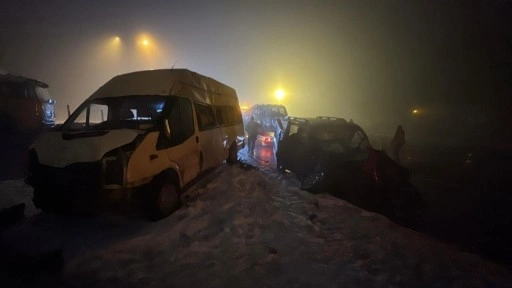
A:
[276, 116, 425, 225]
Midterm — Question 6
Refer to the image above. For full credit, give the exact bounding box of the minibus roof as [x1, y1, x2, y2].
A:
[88, 69, 238, 106]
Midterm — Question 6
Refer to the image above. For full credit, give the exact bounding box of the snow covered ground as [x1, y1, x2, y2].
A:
[1, 149, 512, 287]
[0, 179, 39, 217]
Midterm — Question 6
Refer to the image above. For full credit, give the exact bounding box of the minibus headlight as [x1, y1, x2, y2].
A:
[102, 134, 145, 186]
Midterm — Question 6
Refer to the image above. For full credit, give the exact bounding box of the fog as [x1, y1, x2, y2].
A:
[1, 0, 511, 144]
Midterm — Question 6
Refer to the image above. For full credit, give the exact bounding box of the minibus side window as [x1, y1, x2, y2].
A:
[215, 106, 226, 126]
[215, 105, 232, 126]
[213, 105, 242, 127]
[224, 106, 233, 125]
[232, 105, 243, 125]
[195, 103, 217, 130]
[157, 97, 195, 149]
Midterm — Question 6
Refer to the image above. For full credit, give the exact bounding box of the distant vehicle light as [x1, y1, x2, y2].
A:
[275, 89, 285, 101]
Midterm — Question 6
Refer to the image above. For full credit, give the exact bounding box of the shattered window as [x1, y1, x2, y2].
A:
[312, 125, 346, 141]
[349, 130, 370, 150]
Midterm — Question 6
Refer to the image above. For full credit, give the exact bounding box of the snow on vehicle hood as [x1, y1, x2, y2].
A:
[34, 129, 142, 168]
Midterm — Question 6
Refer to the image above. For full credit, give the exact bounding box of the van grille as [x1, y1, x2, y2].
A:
[32, 161, 102, 205]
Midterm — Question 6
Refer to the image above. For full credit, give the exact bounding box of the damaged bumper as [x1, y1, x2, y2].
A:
[27, 160, 135, 213]
[29, 162, 102, 213]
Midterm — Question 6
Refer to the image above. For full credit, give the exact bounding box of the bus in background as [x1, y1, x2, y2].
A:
[0, 72, 56, 134]
[0, 72, 56, 180]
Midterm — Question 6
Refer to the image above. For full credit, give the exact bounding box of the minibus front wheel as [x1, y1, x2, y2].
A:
[147, 171, 181, 220]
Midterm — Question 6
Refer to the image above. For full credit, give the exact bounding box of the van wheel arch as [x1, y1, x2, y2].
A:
[146, 169, 182, 221]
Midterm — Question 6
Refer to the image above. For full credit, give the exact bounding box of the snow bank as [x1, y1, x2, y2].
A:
[0, 179, 39, 217]
[57, 165, 511, 288]
[1, 162, 511, 287]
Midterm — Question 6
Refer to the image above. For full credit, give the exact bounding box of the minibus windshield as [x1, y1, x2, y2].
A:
[62, 95, 167, 132]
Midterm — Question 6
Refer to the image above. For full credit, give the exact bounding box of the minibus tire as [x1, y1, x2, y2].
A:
[148, 174, 180, 221]
[227, 143, 238, 165]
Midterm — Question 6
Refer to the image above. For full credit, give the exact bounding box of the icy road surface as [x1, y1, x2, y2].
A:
[1, 146, 511, 287]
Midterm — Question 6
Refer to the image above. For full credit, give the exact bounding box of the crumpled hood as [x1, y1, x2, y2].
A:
[34, 129, 143, 168]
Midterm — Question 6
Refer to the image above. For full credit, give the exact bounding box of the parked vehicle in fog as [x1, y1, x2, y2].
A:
[26, 69, 244, 219]
[0, 72, 56, 179]
[0, 72, 56, 134]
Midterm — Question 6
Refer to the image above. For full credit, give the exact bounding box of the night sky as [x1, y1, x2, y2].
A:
[1, 0, 511, 143]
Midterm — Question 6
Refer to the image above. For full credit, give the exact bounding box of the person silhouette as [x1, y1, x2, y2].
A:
[245, 116, 262, 155]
